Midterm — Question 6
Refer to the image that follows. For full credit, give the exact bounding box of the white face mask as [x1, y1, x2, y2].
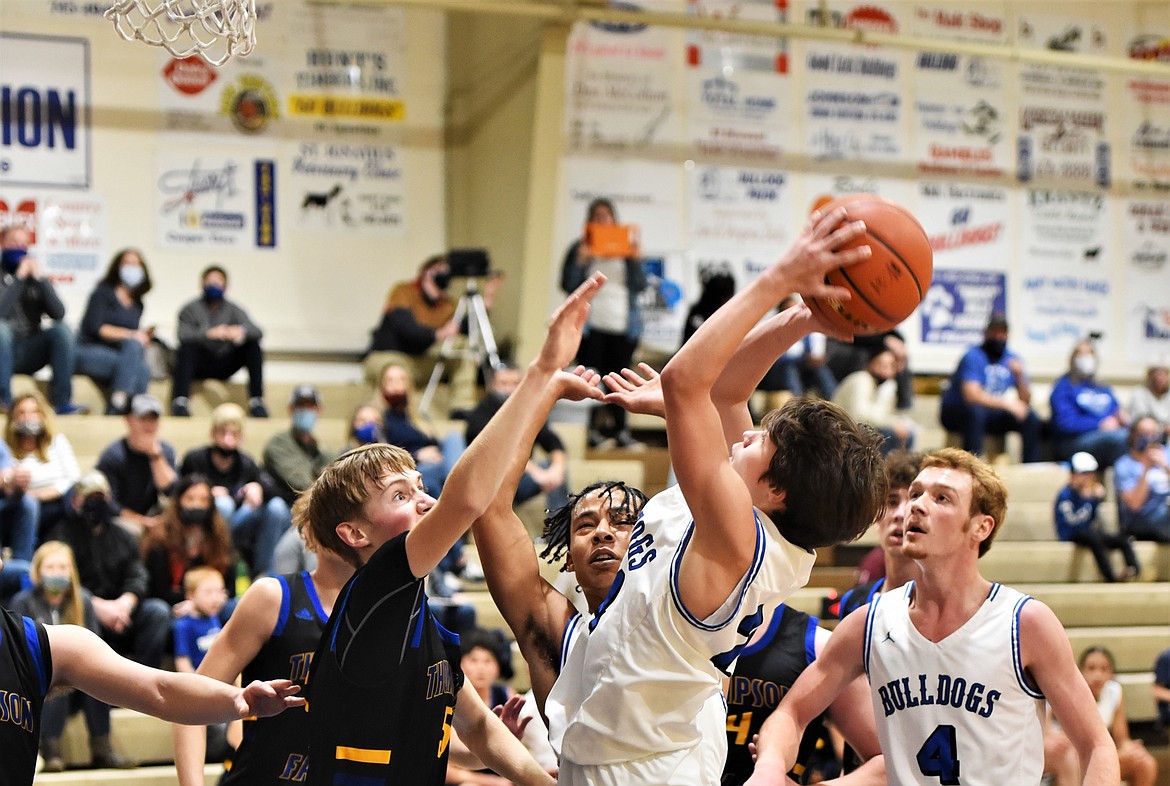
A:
[120, 265, 145, 289]
[1074, 354, 1097, 378]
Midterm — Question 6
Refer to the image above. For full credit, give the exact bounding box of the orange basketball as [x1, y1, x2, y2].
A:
[806, 194, 933, 336]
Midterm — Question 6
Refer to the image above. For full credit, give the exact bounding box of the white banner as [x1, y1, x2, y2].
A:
[1122, 198, 1170, 362]
[0, 34, 91, 189]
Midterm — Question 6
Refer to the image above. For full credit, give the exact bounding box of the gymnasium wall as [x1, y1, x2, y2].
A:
[2, 1, 1169, 381]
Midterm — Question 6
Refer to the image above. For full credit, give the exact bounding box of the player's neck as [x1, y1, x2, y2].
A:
[909, 561, 992, 640]
[312, 553, 358, 614]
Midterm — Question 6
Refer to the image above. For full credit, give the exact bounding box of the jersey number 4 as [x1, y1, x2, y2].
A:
[916, 724, 960, 785]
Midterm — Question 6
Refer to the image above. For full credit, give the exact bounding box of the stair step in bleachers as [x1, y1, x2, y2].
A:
[980, 541, 1170, 583]
[34, 763, 223, 785]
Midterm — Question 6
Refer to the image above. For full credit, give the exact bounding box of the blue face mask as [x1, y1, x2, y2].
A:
[40, 574, 72, 594]
[292, 408, 318, 433]
[354, 422, 380, 444]
[120, 265, 146, 290]
[1, 247, 27, 274]
[203, 284, 225, 302]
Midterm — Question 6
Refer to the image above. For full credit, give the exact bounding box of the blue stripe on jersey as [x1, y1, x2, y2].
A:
[272, 575, 292, 637]
[560, 614, 581, 671]
[329, 580, 359, 652]
[22, 616, 47, 696]
[302, 571, 328, 623]
[988, 582, 1001, 602]
[433, 616, 460, 646]
[668, 512, 766, 631]
[803, 614, 819, 666]
[869, 577, 886, 603]
[739, 604, 787, 657]
[1011, 594, 1045, 699]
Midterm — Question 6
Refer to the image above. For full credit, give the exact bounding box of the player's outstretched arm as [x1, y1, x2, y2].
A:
[47, 624, 303, 726]
[1021, 601, 1119, 786]
[747, 607, 869, 786]
[472, 367, 602, 713]
[453, 680, 556, 786]
[661, 209, 868, 617]
[172, 577, 285, 786]
[406, 274, 605, 578]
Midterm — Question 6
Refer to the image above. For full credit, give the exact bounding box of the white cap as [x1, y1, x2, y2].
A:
[1070, 451, 1098, 474]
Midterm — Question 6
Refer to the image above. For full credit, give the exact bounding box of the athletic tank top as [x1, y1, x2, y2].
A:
[0, 608, 50, 786]
[223, 572, 328, 784]
[864, 581, 1045, 786]
[723, 604, 831, 786]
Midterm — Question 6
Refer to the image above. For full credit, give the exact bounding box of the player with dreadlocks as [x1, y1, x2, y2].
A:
[472, 475, 648, 719]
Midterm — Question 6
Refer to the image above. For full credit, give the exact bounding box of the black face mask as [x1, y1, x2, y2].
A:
[179, 507, 211, 526]
[211, 445, 238, 461]
[431, 271, 451, 291]
[81, 497, 112, 528]
[982, 338, 1006, 362]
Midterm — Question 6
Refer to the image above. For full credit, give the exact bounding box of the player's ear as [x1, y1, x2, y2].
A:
[765, 487, 787, 514]
[564, 551, 575, 573]
[336, 520, 367, 548]
[970, 513, 994, 547]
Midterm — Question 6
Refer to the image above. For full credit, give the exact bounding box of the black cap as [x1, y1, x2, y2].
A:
[289, 384, 321, 406]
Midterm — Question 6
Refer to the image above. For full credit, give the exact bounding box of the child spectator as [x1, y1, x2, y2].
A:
[172, 565, 228, 673]
[1054, 451, 1140, 582]
[10, 541, 132, 771]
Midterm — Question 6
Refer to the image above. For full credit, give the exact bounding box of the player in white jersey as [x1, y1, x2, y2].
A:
[477, 205, 888, 785]
[749, 448, 1119, 786]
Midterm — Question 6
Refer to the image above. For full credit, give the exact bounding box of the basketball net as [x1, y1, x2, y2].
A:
[105, 0, 257, 67]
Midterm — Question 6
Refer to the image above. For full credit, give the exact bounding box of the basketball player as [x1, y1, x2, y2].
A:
[837, 450, 923, 620]
[301, 275, 607, 786]
[0, 554, 303, 786]
[501, 207, 885, 784]
[172, 496, 355, 786]
[749, 448, 1119, 786]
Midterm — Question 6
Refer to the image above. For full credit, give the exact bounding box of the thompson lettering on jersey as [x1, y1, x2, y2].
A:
[0, 690, 35, 732]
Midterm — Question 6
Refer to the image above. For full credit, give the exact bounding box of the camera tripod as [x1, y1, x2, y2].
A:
[419, 277, 501, 414]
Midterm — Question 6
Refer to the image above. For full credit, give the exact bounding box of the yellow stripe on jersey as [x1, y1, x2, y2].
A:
[335, 746, 392, 765]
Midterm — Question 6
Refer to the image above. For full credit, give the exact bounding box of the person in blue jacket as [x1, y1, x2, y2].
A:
[1049, 338, 1129, 467]
[1054, 451, 1139, 582]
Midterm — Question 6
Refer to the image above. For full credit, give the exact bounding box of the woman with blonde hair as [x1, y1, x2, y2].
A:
[10, 541, 132, 771]
[6, 391, 80, 539]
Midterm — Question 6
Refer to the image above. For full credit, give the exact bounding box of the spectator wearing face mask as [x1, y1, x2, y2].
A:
[74, 248, 155, 415]
[1115, 416, 1170, 543]
[180, 403, 290, 579]
[378, 363, 464, 497]
[832, 346, 916, 455]
[940, 313, 1043, 462]
[170, 265, 267, 418]
[140, 474, 237, 614]
[48, 470, 172, 668]
[0, 225, 87, 415]
[6, 392, 80, 540]
[262, 385, 335, 505]
[1050, 338, 1129, 467]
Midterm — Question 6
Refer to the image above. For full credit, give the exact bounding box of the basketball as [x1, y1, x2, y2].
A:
[805, 194, 933, 336]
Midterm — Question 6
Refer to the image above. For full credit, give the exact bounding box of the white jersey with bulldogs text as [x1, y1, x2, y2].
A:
[546, 484, 816, 785]
[863, 581, 1045, 786]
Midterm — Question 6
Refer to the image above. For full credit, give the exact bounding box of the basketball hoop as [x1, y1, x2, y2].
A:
[105, 0, 257, 67]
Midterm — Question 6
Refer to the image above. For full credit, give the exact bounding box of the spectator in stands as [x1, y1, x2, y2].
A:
[0, 225, 87, 415]
[466, 364, 568, 510]
[0, 436, 37, 603]
[940, 312, 1042, 462]
[1050, 338, 1129, 466]
[1063, 646, 1158, 786]
[181, 403, 290, 578]
[10, 541, 133, 771]
[561, 197, 647, 449]
[347, 403, 385, 448]
[1115, 416, 1170, 542]
[379, 363, 462, 496]
[1054, 451, 1140, 582]
[75, 248, 154, 415]
[1154, 647, 1170, 728]
[832, 346, 916, 455]
[1129, 360, 1170, 441]
[171, 265, 267, 418]
[262, 384, 334, 505]
[445, 627, 527, 785]
[141, 473, 237, 613]
[96, 393, 177, 535]
[827, 329, 913, 411]
[271, 494, 317, 575]
[172, 565, 227, 673]
[757, 297, 837, 411]
[49, 470, 171, 668]
[365, 254, 500, 413]
[7, 392, 80, 540]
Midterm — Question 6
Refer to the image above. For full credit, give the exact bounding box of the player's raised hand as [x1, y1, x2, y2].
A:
[493, 694, 533, 740]
[556, 365, 604, 403]
[237, 679, 305, 718]
[776, 207, 869, 303]
[602, 363, 665, 418]
[534, 272, 606, 374]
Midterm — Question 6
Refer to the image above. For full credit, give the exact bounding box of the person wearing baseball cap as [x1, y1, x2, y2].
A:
[1054, 451, 1140, 582]
[262, 384, 335, 505]
[95, 394, 178, 537]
